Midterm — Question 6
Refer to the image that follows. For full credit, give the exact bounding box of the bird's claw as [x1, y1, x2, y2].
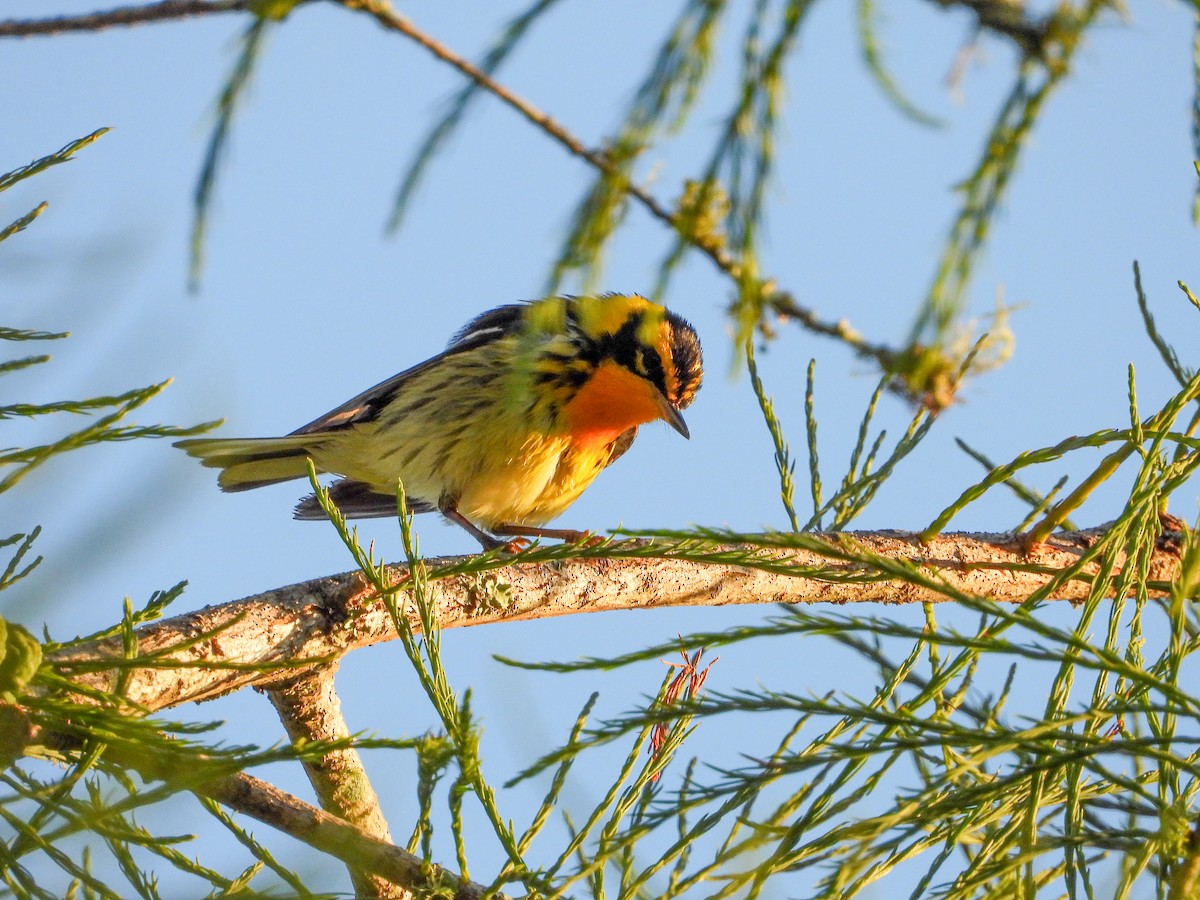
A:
[499, 537, 533, 554]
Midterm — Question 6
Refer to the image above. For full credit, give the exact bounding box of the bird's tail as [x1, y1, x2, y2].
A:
[174, 434, 333, 492]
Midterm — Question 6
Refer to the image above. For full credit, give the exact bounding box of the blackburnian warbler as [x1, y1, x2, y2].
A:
[176, 294, 703, 549]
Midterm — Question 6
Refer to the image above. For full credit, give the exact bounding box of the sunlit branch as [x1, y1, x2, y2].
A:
[45, 525, 1183, 715]
[266, 666, 404, 898]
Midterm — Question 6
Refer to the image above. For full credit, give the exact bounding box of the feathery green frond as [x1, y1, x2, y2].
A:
[190, 17, 271, 290]
[389, 0, 566, 233]
[856, 0, 943, 127]
[0, 130, 108, 195]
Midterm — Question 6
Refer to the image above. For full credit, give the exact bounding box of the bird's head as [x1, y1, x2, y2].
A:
[548, 294, 703, 446]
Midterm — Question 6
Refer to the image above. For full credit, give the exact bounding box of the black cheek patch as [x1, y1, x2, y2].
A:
[605, 314, 669, 396]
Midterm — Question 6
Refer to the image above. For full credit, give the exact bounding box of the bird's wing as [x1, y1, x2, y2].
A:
[289, 305, 527, 436]
[446, 303, 526, 348]
[603, 426, 640, 468]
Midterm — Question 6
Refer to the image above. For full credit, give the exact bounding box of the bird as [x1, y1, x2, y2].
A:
[175, 293, 703, 550]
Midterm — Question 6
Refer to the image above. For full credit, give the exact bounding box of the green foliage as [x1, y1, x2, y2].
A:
[856, 0, 943, 128]
[1, 138, 219, 494]
[0, 135, 360, 898]
[0, 621, 41, 701]
[306, 468, 562, 894]
[0, 138, 229, 885]
[390, 0, 569, 235]
[911, 0, 1104, 373]
[186, 0, 1136, 407]
[190, 17, 272, 290]
[745, 340, 801, 531]
[6, 1, 1200, 896]
[267, 261, 1200, 896]
[475, 273, 1200, 897]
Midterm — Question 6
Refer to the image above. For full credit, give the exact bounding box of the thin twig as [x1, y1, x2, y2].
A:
[1, 0, 1051, 369]
[4, 0, 897, 369]
[336, 0, 895, 366]
[0, 0, 257, 37]
[924, 0, 1050, 57]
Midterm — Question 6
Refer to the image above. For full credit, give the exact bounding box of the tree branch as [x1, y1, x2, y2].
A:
[200, 771, 455, 896]
[0, 0, 1047, 381]
[267, 666, 406, 898]
[47, 526, 1183, 715]
[0, 0, 258, 38]
[335, 0, 898, 370]
[60, 731, 501, 900]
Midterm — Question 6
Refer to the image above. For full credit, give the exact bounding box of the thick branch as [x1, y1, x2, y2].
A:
[199, 772, 473, 897]
[29, 724, 496, 898]
[267, 666, 405, 898]
[139, 742, 494, 899]
[48, 526, 1182, 715]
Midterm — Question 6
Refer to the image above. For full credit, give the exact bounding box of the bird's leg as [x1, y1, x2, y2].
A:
[437, 500, 505, 550]
[436, 498, 536, 552]
[437, 497, 597, 551]
[492, 524, 600, 545]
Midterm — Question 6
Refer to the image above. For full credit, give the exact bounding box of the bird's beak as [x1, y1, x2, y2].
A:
[655, 390, 690, 439]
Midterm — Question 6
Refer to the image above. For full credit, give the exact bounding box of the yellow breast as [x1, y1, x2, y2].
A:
[455, 432, 605, 528]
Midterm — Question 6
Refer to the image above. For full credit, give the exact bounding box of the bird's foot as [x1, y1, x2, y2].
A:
[493, 525, 605, 547]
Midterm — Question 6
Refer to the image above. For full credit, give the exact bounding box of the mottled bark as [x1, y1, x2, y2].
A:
[49, 527, 1181, 714]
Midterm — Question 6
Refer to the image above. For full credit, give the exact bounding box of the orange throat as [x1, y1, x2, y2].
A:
[562, 361, 665, 448]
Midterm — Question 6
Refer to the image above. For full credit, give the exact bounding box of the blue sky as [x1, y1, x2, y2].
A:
[4, 0, 1199, 893]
